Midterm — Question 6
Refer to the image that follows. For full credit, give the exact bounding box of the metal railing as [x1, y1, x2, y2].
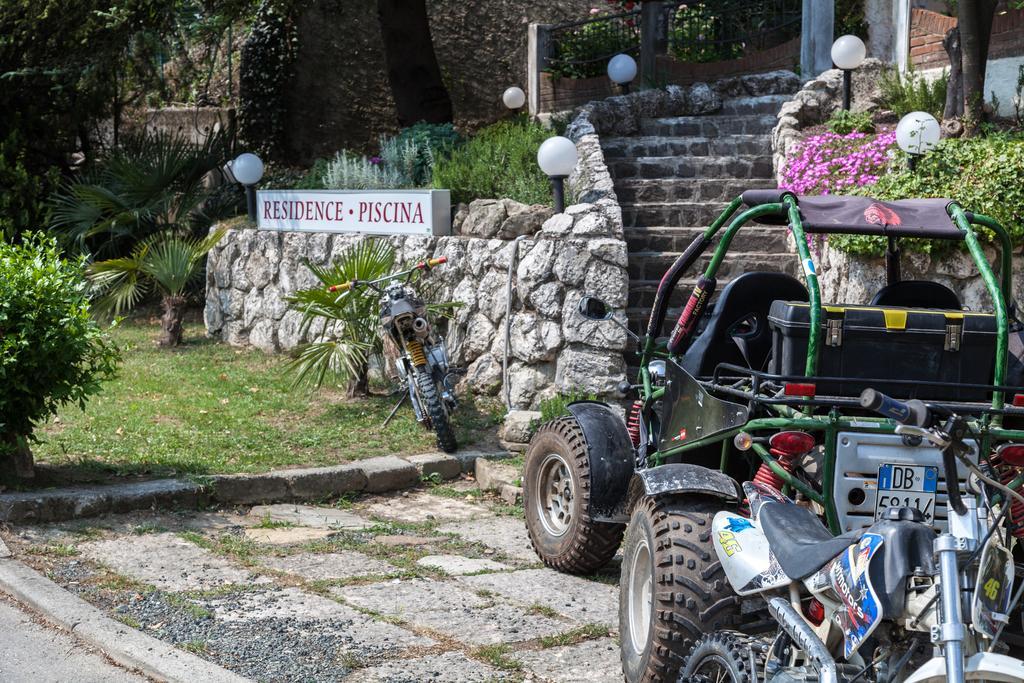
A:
[547, 10, 642, 79]
[665, 0, 802, 64]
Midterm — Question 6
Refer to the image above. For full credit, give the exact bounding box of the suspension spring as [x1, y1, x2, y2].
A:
[626, 400, 642, 448]
[752, 449, 800, 492]
[407, 339, 427, 367]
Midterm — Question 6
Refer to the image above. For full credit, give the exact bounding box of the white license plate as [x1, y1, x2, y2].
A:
[874, 464, 938, 522]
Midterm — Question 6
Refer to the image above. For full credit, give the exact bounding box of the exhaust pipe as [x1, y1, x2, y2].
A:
[767, 597, 838, 683]
[412, 317, 430, 338]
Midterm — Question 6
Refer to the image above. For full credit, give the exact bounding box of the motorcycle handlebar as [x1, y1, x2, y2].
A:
[859, 389, 930, 427]
[325, 257, 450, 295]
[327, 282, 352, 294]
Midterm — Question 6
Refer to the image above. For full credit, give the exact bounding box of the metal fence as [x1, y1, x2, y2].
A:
[547, 10, 642, 79]
[665, 0, 802, 64]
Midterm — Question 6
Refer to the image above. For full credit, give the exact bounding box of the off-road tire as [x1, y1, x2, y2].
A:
[415, 368, 457, 453]
[523, 416, 625, 574]
[620, 495, 743, 683]
[677, 631, 763, 683]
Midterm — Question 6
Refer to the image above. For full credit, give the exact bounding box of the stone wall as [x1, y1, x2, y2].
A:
[206, 79, 634, 410]
[816, 244, 1024, 312]
[281, 0, 594, 161]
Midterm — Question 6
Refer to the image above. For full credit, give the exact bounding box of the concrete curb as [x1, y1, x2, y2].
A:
[0, 557, 251, 683]
[0, 450, 509, 524]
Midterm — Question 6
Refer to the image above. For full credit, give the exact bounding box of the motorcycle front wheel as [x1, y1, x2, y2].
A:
[414, 367, 457, 453]
[677, 631, 760, 683]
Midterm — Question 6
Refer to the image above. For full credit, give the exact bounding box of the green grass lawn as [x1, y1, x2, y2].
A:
[34, 315, 501, 479]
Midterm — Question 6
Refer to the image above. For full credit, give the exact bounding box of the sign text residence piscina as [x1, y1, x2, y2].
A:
[256, 189, 451, 236]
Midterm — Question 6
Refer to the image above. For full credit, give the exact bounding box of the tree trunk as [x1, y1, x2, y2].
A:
[158, 295, 188, 347]
[1, 432, 34, 481]
[942, 27, 964, 120]
[346, 359, 370, 398]
[376, 0, 453, 127]
[959, 0, 998, 136]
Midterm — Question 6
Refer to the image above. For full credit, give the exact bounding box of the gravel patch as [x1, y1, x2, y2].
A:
[248, 505, 373, 530]
[415, 555, 510, 576]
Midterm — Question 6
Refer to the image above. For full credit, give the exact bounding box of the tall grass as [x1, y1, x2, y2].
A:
[878, 66, 948, 119]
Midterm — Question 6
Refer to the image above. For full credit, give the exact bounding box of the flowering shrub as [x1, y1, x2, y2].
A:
[780, 131, 896, 196]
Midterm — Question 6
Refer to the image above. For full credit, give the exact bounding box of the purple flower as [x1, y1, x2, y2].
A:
[370, 156, 382, 165]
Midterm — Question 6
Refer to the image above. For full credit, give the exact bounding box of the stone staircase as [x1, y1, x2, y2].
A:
[601, 91, 800, 339]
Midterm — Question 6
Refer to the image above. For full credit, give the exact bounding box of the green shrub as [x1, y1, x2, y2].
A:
[538, 391, 598, 424]
[432, 118, 555, 205]
[549, 19, 639, 79]
[322, 150, 410, 190]
[392, 122, 461, 186]
[878, 66, 948, 119]
[826, 110, 875, 135]
[834, 133, 1024, 256]
[0, 235, 119, 462]
[292, 158, 330, 190]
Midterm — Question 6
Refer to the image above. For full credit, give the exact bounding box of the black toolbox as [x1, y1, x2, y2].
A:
[768, 301, 997, 400]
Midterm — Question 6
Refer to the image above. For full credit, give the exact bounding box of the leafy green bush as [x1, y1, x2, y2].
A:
[392, 122, 461, 186]
[833, 133, 1024, 256]
[826, 110, 875, 135]
[549, 18, 639, 79]
[878, 66, 948, 119]
[432, 118, 555, 205]
[323, 151, 410, 190]
[0, 235, 119, 465]
[538, 391, 598, 424]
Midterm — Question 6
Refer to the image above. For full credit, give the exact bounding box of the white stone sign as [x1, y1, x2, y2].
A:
[256, 189, 451, 236]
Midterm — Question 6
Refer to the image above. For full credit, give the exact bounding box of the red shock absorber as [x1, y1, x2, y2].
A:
[626, 400, 643, 448]
[753, 431, 816, 491]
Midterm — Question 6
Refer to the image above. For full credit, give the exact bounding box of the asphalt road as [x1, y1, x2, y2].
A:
[0, 594, 148, 683]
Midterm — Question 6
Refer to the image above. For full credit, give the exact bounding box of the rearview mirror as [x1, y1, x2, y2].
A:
[578, 296, 610, 321]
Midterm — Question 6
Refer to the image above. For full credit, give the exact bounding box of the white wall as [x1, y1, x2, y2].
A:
[921, 55, 1024, 118]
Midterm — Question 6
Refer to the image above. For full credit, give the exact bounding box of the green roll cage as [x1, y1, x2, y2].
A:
[633, 193, 1024, 534]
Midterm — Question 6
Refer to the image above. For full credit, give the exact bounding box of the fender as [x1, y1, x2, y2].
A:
[903, 652, 1024, 683]
[632, 463, 742, 502]
[565, 401, 634, 523]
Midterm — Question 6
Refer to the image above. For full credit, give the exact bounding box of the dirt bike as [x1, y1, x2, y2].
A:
[327, 256, 459, 452]
[680, 388, 1024, 683]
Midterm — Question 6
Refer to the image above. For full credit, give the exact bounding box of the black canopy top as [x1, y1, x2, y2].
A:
[740, 190, 962, 240]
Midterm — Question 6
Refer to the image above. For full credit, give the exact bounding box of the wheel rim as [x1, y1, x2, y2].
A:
[535, 453, 575, 537]
[627, 535, 653, 656]
[691, 655, 735, 683]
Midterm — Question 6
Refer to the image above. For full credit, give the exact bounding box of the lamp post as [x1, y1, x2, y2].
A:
[895, 111, 940, 171]
[502, 86, 526, 112]
[228, 153, 264, 222]
[537, 136, 578, 213]
[607, 53, 637, 94]
[831, 35, 866, 111]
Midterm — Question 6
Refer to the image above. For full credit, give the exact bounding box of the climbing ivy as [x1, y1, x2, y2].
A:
[238, 0, 297, 159]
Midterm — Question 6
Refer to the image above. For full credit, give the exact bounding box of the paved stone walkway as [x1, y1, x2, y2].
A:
[3, 481, 623, 682]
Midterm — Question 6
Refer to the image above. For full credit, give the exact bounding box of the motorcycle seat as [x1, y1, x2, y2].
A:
[758, 502, 864, 580]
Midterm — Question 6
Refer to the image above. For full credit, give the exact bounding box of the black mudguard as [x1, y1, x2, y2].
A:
[632, 463, 742, 502]
[565, 401, 634, 524]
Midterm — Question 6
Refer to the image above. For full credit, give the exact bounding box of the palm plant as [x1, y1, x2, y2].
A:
[285, 239, 396, 396]
[49, 128, 234, 259]
[87, 228, 226, 347]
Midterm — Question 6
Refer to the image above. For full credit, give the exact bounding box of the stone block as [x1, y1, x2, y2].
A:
[449, 449, 510, 474]
[210, 473, 290, 505]
[415, 554, 509, 576]
[501, 410, 541, 444]
[402, 453, 462, 481]
[281, 464, 367, 499]
[248, 504, 372, 530]
[475, 459, 519, 491]
[359, 455, 420, 493]
[499, 484, 522, 506]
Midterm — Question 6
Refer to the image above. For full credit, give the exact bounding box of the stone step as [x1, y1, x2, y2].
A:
[614, 178, 775, 204]
[610, 155, 775, 182]
[720, 94, 792, 116]
[639, 114, 778, 137]
[625, 225, 791, 254]
[627, 250, 796, 283]
[622, 201, 732, 228]
[601, 134, 772, 160]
